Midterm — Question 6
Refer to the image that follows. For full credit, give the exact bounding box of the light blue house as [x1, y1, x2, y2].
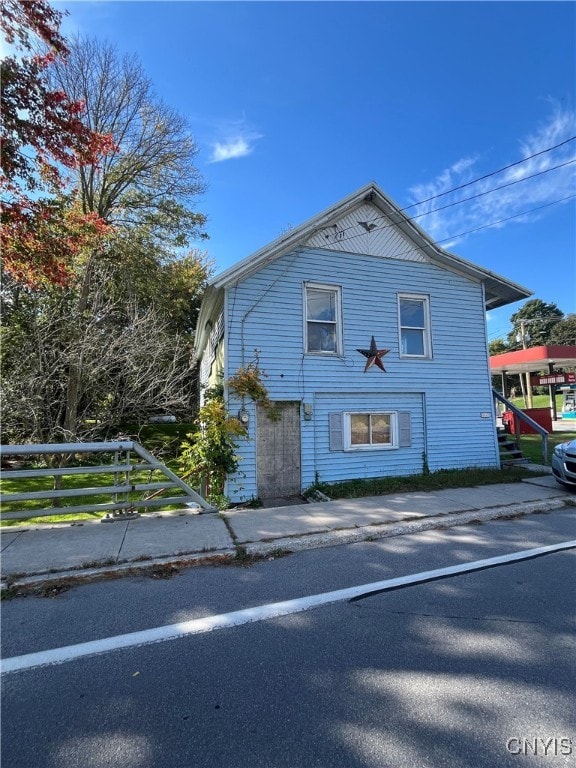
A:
[194, 183, 531, 502]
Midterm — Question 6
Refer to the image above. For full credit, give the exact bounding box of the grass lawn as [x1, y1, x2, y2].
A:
[0, 423, 196, 527]
[509, 394, 564, 410]
[503, 394, 575, 462]
[309, 465, 546, 501]
[519, 430, 576, 464]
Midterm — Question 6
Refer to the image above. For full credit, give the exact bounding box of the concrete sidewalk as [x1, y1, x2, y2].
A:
[1, 473, 574, 589]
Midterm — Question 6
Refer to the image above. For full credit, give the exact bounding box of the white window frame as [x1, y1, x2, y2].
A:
[398, 293, 432, 359]
[343, 411, 399, 451]
[303, 282, 343, 356]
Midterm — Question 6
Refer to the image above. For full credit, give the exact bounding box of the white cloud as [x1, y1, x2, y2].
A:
[407, 107, 576, 245]
[207, 122, 263, 163]
[209, 137, 254, 163]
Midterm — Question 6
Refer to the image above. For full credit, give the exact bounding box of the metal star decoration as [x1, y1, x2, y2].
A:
[357, 336, 390, 372]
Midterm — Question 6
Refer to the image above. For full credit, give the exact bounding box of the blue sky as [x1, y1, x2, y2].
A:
[55, 1, 575, 341]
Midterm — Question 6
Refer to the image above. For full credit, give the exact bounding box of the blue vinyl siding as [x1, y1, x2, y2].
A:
[224, 247, 499, 502]
[310, 393, 425, 486]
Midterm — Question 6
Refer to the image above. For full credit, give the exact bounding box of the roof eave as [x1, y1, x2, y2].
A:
[209, 182, 381, 289]
[207, 180, 533, 311]
[430, 246, 532, 309]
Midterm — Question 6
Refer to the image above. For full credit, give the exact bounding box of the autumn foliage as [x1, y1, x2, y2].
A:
[2, 197, 110, 285]
[1, 0, 115, 286]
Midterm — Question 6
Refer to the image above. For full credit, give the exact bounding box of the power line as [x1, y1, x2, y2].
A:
[403, 135, 576, 210]
[410, 158, 575, 223]
[487, 315, 566, 342]
[435, 194, 575, 243]
[325, 135, 576, 242]
[318, 192, 576, 253]
[339, 158, 575, 242]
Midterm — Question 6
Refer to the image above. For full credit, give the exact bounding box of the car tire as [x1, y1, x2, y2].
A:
[555, 479, 576, 492]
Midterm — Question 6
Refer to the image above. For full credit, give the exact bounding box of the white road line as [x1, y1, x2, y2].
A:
[2, 540, 574, 675]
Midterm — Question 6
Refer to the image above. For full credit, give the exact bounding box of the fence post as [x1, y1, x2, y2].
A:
[113, 450, 119, 507]
[124, 446, 132, 511]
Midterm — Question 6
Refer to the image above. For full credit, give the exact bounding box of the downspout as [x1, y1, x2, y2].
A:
[223, 287, 231, 501]
[422, 392, 428, 468]
[238, 250, 301, 368]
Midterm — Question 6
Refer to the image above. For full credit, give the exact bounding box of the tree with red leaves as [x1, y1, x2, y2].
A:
[1, 0, 113, 286]
[1, 4, 209, 445]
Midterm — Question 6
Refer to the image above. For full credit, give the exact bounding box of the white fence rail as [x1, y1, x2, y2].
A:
[0, 441, 216, 521]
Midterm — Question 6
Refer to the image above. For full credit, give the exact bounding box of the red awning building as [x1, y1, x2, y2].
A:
[489, 345, 576, 420]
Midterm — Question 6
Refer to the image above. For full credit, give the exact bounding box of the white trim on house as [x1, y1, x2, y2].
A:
[343, 411, 399, 451]
[397, 293, 432, 359]
[303, 281, 344, 357]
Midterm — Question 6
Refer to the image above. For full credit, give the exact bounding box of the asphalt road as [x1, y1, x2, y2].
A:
[2, 510, 575, 768]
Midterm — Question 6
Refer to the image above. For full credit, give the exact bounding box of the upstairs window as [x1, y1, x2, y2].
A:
[305, 283, 342, 355]
[398, 294, 431, 358]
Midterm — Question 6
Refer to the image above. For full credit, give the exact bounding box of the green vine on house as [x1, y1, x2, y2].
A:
[179, 355, 280, 508]
[227, 353, 280, 421]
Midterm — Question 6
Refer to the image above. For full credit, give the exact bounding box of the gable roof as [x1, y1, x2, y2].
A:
[195, 182, 532, 357]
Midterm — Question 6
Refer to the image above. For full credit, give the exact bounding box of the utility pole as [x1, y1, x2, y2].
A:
[517, 319, 533, 409]
[513, 313, 564, 416]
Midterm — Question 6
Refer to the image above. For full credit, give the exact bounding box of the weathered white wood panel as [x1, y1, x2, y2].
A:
[256, 402, 301, 498]
[305, 202, 427, 261]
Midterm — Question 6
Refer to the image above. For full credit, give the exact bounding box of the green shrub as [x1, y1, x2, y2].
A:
[179, 392, 245, 507]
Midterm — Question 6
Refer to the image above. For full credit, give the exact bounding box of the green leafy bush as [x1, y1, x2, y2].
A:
[179, 391, 245, 508]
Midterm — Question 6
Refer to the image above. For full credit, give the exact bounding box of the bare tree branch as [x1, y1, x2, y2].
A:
[49, 36, 206, 235]
[1, 288, 197, 445]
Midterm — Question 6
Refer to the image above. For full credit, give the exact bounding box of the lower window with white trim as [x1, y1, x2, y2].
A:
[344, 411, 398, 450]
[329, 410, 411, 451]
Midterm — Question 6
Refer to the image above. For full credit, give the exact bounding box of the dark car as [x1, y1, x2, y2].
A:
[551, 439, 576, 489]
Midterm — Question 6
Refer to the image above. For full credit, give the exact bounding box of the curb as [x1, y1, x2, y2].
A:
[242, 498, 574, 556]
[2, 498, 574, 593]
[1, 548, 236, 593]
